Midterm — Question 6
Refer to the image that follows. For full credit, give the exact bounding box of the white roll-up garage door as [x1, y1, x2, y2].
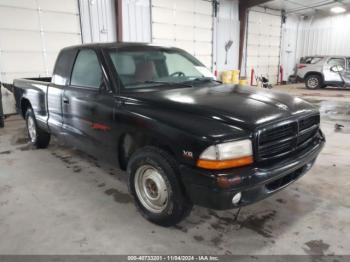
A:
[0, 0, 81, 114]
[151, 0, 213, 69]
[246, 7, 282, 85]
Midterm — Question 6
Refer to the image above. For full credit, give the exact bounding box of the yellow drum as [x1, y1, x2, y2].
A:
[231, 70, 240, 84]
[239, 77, 248, 86]
[221, 71, 232, 84]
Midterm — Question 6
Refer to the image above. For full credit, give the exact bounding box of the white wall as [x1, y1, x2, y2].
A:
[121, 0, 240, 73]
[79, 0, 117, 43]
[0, 0, 81, 114]
[0, 0, 81, 82]
[122, 0, 151, 42]
[214, 0, 240, 73]
[151, 0, 214, 69]
[281, 12, 350, 81]
[80, 0, 151, 43]
[296, 13, 350, 57]
[280, 14, 301, 81]
[245, 6, 282, 84]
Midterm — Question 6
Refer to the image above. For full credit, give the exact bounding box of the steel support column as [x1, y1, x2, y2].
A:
[115, 0, 123, 42]
[238, 0, 272, 70]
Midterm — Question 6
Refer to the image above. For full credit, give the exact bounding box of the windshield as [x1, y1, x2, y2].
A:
[107, 47, 215, 89]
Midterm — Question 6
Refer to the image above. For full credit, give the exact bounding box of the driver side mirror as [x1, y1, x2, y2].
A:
[330, 65, 344, 73]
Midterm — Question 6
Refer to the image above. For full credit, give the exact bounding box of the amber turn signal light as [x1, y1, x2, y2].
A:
[197, 156, 253, 170]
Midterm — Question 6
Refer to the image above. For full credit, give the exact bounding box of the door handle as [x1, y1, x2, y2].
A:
[63, 97, 69, 104]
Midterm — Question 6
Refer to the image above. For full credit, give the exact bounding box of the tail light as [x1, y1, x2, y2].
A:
[297, 64, 306, 69]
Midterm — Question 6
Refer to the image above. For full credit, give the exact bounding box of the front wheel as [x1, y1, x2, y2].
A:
[25, 108, 51, 148]
[305, 74, 322, 89]
[128, 146, 192, 226]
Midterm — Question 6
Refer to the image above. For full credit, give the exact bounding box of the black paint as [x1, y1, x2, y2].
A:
[12, 43, 325, 211]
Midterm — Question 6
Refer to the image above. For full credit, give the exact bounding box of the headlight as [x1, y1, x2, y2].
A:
[197, 139, 253, 170]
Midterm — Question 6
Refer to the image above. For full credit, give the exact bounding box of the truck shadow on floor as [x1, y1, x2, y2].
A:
[298, 86, 350, 92]
[174, 185, 319, 251]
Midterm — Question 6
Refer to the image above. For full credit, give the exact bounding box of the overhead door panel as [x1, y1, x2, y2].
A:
[151, 0, 213, 69]
[0, 0, 37, 9]
[0, 0, 81, 114]
[0, 1, 81, 80]
[37, 0, 78, 12]
[246, 8, 282, 85]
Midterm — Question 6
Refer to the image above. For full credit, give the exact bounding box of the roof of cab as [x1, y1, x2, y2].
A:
[61, 42, 178, 51]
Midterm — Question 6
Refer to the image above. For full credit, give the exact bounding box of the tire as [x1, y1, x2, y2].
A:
[25, 108, 51, 149]
[128, 146, 192, 226]
[305, 74, 322, 89]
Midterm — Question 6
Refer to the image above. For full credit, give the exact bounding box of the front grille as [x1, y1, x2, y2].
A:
[257, 114, 320, 162]
[299, 114, 320, 130]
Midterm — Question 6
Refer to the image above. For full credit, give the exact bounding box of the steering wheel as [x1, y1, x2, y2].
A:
[170, 71, 185, 77]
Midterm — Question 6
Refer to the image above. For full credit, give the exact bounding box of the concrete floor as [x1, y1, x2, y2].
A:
[0, 84, 349, 255]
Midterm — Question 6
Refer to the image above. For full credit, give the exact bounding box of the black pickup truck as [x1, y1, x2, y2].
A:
[13, 43, 325, 226]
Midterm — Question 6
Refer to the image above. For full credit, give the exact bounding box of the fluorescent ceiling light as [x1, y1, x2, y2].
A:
[331, 6, 346, 13]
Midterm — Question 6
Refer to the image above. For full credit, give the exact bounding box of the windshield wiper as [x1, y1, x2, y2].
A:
[183, 77, 222, 84]
[144, 80, 193, 87]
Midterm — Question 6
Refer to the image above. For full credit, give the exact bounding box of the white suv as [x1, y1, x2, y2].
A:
[297, 56, 350, 89]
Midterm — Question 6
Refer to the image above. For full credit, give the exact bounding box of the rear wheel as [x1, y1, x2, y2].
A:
[305, 74, 322, 89]
[128, 146, 192, 226]
[25, 108, 51, 148]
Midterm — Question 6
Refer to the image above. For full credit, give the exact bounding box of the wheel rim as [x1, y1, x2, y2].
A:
[307, 77, 318, 88]
[27, 116, 36, 142]
[134, 165, 169, 213]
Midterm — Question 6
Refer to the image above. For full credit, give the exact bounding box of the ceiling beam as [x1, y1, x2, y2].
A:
[240, 0, 273, 9]
[286, 0, 342, 14]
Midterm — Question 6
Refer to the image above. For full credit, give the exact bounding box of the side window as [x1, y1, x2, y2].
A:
[328, 58, 345, 68]
[71, 49, 102, 89]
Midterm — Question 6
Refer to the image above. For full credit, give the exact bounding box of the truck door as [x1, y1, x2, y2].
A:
[62, 48, 117, 159]
[48, 48, 77, 134]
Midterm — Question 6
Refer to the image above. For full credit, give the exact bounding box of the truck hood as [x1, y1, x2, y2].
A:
[127, 84, 317, 131]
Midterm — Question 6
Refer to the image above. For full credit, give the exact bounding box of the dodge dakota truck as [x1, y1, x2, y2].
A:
[13, 43, 325, 226]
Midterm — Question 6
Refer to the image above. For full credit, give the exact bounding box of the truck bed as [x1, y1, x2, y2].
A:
[13, 77, 52, 129]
